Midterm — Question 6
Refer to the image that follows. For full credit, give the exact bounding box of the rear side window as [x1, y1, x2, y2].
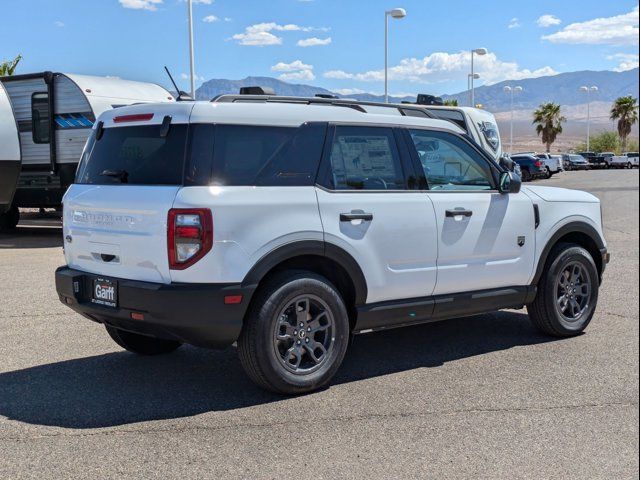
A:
[31, 92, 50, 144]
[327, 126, 406, 190]
[186, 123, 326, 186]
[76, 125, 188, 185]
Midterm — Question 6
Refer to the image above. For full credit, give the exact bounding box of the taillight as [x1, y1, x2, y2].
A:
[534, 160, 543, 167]
[168, 208, 213, 270]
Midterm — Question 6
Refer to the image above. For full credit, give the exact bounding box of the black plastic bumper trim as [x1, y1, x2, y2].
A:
[55, 266, 255, 348]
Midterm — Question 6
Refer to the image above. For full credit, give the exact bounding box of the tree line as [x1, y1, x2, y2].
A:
[533, 96, 639, 153]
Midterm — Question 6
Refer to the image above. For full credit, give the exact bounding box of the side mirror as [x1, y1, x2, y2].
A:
[499, 171, 521, 194]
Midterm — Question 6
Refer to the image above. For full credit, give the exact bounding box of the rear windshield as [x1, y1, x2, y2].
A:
[425, 108, 467, 132]
[76, 125, 188, 185]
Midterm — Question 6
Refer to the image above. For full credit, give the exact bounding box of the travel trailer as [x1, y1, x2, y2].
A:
[0, 71, 173, 229]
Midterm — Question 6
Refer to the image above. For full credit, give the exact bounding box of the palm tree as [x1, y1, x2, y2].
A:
[533, 102, 566, 153]
[0, 54, 22, 76]
[610, 96, 639, 151]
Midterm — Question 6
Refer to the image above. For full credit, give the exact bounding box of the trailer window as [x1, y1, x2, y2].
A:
[31, 93, 50, 144]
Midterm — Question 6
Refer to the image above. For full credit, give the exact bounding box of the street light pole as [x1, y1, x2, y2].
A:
[579, 86, 598, 151]
[468, 73, 479, 105]
[187, 0, 196, 98]
[470, 47, 487, 107]
[384, 8, 406, 103]
[503, 85, 523, 154]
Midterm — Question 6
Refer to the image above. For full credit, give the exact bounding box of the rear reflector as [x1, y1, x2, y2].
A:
[168, 208, 213, 270]
[224, 295, 243, 305]
[113, 113, 154, 123]
[130, 312, 145, 321]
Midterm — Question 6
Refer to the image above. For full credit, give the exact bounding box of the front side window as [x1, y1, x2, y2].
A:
[408, 129, 494, 191]
[328, 126, 405, 190]
[31, 92, 50, 144]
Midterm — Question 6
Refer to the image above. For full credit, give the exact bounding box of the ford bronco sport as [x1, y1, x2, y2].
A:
[55, 100, 609, 394]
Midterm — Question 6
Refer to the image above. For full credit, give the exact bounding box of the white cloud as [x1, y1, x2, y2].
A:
[332, 88, 368, 95]
[203, 15, 218, 23]
[508, 18, 521, 29]
[536, 14, 561, 27]
[231, 22, 325, 46]
[54, 20, 65, 27]
[542, 6, 639, 45]
[606, 53, 640, 71]
[180, 0, 213, 4]
[297, 37, 332, 47]
[224, 17, 232, 22]
[119, 0, 162, 11]
[323, 50, 557, 85]
[271, 60, 315, 81]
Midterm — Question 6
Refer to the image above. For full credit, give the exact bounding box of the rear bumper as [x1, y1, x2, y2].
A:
[55, 266, 256, 348]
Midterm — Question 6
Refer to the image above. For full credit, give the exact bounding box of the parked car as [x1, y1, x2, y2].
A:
[578, 151, 607, 169]
[514, 152, 562, 178]
[510, 154, 547, 181]
[563, 154, 590, 171]
[55, 101, 609, 394]
[551, 154, 564, 172]
[608, 152, 639, 168]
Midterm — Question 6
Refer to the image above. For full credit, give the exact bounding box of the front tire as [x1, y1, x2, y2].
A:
[238, 271, 350, 395]
[528, 243, 599, 337]
[105, 325, 182, 355]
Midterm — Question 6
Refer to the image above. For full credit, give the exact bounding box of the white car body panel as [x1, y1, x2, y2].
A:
[316, 188, 439, 303]
[428, 192, 536, 295]
[170, 186, 324, 284]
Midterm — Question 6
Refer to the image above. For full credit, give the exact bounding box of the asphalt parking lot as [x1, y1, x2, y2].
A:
[1, 169, 638, 479]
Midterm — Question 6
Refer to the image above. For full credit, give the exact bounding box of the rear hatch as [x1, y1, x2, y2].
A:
[63, 103, 193, 283]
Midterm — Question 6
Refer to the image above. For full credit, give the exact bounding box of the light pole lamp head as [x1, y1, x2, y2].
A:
[469, 73, 480, 79]
[473, 47, 488, 55]
[386, 8, 407, 19]
[514, 86, 523, 92]
[589, 86, 598, 92]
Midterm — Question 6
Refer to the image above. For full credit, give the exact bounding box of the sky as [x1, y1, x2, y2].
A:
[1, 0, 638, 97]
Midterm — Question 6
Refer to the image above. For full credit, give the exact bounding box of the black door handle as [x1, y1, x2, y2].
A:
[340, 212, 373, 222]
[445, 209, 473, 218]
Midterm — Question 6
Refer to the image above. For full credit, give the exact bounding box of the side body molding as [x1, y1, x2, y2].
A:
[241, 240, 368, 305]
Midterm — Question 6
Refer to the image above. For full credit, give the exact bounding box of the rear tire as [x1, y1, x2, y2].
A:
[238, 271, 350, 395]
[528, 243, 599, 337]
[0, 206, 20, 231]
[105, 325, 182, 355]
[521, 169, 532, 182]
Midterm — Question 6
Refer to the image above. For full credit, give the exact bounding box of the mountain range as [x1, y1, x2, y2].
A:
[195, 68, 639, 113]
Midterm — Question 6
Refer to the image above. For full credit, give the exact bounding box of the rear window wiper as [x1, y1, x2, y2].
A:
[100, 169, 129, 183]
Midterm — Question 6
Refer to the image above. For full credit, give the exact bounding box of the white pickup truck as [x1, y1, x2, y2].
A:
[607, 152, 639, 169]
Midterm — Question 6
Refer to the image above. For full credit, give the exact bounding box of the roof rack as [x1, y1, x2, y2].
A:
[211, 94, 438, 118]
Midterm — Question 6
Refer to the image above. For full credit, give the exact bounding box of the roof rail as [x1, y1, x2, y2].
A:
[211, 94, 438, 118]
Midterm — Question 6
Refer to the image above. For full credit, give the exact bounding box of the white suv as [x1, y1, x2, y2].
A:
[56, 101, 609, 394]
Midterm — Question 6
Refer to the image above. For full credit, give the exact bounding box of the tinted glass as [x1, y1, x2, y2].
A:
[76, 125, 188, 185]
[401, 108, 430, 118]
[211, 125, 295, 185]
[31, 92, 50, 144]
[408, 129, 494, 191]
[328, 126, 405, 190]
[425, 108, 467, 131]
